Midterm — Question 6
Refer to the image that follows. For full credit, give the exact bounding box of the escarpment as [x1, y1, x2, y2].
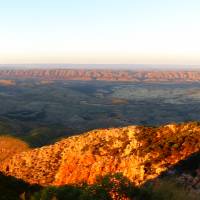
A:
[1, 122, 200, 186]
[2, 69, 200, 82]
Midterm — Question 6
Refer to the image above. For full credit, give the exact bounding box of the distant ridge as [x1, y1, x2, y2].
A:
[1, 68, 200, 82]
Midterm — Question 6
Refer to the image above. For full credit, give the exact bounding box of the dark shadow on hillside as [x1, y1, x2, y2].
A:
[0, 172, 42, 200]
[171, 151, 200, 175]
[146, 150, 200, 194]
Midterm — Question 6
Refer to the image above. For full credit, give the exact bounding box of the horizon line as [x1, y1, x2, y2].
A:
[0, 63, 200, 66]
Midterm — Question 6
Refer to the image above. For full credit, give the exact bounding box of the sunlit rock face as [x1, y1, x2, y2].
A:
[1, 122, 200, 186]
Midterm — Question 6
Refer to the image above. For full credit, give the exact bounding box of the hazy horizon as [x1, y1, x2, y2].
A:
[1, 64, 200, 71]
[1, 0, 200, 65]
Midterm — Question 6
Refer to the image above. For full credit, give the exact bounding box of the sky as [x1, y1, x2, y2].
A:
[0, 0, 200, 65]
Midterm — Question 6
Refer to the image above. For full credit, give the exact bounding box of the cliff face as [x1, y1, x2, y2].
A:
[1, 69, 200, 82]
[0, 122, 200, 186]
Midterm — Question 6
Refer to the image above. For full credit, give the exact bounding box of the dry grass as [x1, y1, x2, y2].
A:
[0, 136, 29, 162]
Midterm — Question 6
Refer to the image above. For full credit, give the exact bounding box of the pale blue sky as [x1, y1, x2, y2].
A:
[0, 0, 200, 64]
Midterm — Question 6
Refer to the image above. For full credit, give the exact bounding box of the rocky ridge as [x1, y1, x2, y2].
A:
[1, 69, 200, 82]
[0, 122, 200, 186]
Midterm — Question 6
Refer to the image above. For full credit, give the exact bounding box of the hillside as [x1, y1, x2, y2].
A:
[1, 122, 200, 188]
[2, 69, 200, 82]
[0, 136, 29, 162]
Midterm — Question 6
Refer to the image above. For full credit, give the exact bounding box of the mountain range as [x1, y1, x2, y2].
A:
[1, 69, 200, 82]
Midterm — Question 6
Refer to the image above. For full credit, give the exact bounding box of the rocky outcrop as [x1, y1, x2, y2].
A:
[1, 122, 200, 186]
[1, 69, 200, 82]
